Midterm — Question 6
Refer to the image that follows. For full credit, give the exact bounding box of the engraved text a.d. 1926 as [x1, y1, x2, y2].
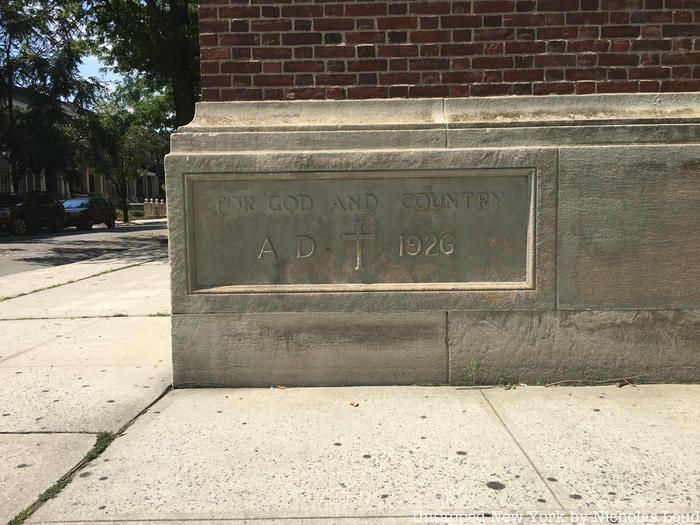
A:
[190, 171, 532, 289]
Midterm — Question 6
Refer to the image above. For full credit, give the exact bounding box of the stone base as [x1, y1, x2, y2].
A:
[172, 310, 699, 387]
[167, 94, 700, 386]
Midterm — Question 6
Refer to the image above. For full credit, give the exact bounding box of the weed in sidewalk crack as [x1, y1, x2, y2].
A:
[7, 431, 116, 525]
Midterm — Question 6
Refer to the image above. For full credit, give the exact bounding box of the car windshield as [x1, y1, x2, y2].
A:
[0, 194, 24, 207]
[63, 198, 91, 209]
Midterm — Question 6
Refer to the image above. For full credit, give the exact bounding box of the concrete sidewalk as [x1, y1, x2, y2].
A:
[1, 250, 698, 525]
[0, 256, 171, 524]
[25, 385, 700, 524]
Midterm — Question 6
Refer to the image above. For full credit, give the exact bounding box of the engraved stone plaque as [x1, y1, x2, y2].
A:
[187, 169, 534, 293]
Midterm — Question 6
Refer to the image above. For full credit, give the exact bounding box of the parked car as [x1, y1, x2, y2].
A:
[0, 192, 65, 235]
[63, 196, 116, 230]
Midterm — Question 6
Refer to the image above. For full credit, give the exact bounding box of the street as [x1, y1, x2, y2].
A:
[0, 221, 168, 277]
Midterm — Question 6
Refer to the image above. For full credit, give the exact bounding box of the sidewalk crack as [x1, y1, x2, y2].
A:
[480, 389, 566, 510]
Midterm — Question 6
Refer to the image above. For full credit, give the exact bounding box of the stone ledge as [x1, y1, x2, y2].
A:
[176, 94, 700, 135]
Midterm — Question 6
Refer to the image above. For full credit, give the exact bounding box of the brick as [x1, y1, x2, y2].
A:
[533, 82, 575, 94]
[598, 53, 640, 65]
[281, 5, 323, 17]
[600, 0, 643, 8]
[630, 39, 673, 51]
[347, 59, 389, 71]
[345, 3, 388, 16]
[283, 61, 325, 73]
[316, 74, 358, 85]
[566, 12, 609, 25]
[314, 46, 355, 58]
[504, 14, 548, 25]
[567, 40, 610, 52]
[378, 45, 420, 57]
[346, 32, 386, 44]
[347, 86, 390, 98]
[410, 30, 451, 42]
[442, 71, 483, 82]
[409, 58, 451, 70]
[505, 41, 547, 53]
[218, 6, 259, 18]
[664, 25, 700, 37]
[473, 1, 515, 13]
[285, 88, 327, 100]
[377, 17, 418, 29]
[473, 56, 514, 68]
[409, 85, 450, 96]
[662, 52, 700, 64]
[200, 47, 230, 60]
[471, 83, 512, 95]
[201, 75, 231, 88]
[660, 80, 700, 91]
[378, 72, 423, 84]
[441, 43, 484, 55]
[627, 66, 671, 78]
[565, 68, 606, 80]
[596, 80, 639, 92]
[534, 54, 578, 66]
[250, 20, 291, 32]
[409, 2, 452, 14]
[221, 61, 262, 74]
[282, 33, 323, 46]
[575, 81, 597, 93]
[219, 88, 262, 100]
[503, 69, 545, 81]
[219, 33, 260, 46]
[602, 26, 641, 37]
[253, 48, 292, 60]
[537, 0, 579, 10]
[253, 75, 295, 86]
[440, 15, 482, 28]
[314, 18, 355, 31]
[474, 28, 516, 40]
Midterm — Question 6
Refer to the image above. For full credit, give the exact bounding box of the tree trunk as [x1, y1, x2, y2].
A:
[171, 0, 197, 128]
[120, 189, 129, 224]
[6, 35, 19, 192]
[173, 69, 196, 128]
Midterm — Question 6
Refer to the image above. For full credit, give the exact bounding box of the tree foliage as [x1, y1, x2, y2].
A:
[0, 0, 100, 190]
[91, 80, 169, 222]
[85, 0, 199, 127]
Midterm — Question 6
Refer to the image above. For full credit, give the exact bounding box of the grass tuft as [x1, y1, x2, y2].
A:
[7, 432, 117, 525]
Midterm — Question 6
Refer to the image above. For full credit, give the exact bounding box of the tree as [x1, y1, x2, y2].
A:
[92, 82, 169, 222]
[0, 0, 99, 191]
[86, 0, 199, 127]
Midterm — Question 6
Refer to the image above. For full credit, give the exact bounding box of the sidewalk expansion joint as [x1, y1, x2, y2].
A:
[479, 389, 566, 511]
[0, 319, 102, 364]
[0, 256, 165, 303]
[0, 313, 171, 321]
[0, 431, 98, 435]
[7, 384, 173, 525]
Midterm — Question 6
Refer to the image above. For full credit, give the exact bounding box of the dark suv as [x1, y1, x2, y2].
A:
[63, 196, 116, 230]
[0, 192, 66, 235]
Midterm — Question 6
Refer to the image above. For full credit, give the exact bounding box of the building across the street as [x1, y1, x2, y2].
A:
[0, 89, 164, 202]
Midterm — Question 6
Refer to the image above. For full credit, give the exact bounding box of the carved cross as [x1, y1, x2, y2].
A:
[343, 218, 376, 271]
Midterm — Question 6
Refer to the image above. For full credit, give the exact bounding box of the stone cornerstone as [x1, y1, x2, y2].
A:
[166, 94, 699, 387]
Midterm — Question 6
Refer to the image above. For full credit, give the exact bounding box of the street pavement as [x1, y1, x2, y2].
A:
[0, 221, 167, 278]
[0, 222, 698, 525]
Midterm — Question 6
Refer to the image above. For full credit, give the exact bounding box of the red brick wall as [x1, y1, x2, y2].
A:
[198, 0, 700, 101]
